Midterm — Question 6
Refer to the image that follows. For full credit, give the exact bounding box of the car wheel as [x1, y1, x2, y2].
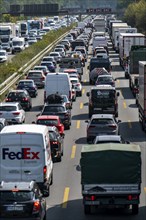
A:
[57, 155, 62, 162]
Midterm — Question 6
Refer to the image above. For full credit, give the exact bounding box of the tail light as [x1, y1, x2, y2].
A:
[65, 113, 69, 118]
[108, 124, 117, 129]
[127, 195, 138, 200]
[33, 200, 40, 213]
[44, 91, 46, 102]
[13, 112, 20, 115]
[5, 98, 11, 101]
[85, 195, 96, 201]
[43, 166, 47, 180]
[41, 76, 45, 80]
[22, 97, 28, 101]
[69, 91, 72, 100]
[52, 141, 58, 145]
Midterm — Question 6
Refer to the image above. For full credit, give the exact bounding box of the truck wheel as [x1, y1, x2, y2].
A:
[132, 204, 139, 215]
[84, 205, 91, 215]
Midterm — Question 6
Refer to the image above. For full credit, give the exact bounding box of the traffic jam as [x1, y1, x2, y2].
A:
[0, 13, 145, 219]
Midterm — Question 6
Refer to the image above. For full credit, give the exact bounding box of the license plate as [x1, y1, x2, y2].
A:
[7, 206, 23, 211]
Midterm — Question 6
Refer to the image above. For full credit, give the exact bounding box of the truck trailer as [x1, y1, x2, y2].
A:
[80, 143, 141, 215]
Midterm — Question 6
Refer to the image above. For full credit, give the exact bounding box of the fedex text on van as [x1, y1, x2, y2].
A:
[2, 148, 40, 160]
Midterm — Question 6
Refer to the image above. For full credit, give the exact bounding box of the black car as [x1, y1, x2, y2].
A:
[5, 89, 32, 111]
[40, 103, 71, 129]
[0, 181, 46, 219]
[16, 79, 38, 97]
[48, 126, 64, 162]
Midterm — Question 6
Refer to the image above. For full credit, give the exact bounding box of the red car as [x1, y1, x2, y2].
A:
[36, 115, 65, 137]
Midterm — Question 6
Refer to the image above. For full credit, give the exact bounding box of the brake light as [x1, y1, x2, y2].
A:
[108, 124, 117, 129]
[22, 97, 28, 101]
[33, 200, 40, 213]
[85, 195, 96, 201]
[5, 98, 11, 101]
[127, 195, 138, 200]
[13, 112, 20, 115]
[44, 166, 47, 175]
[91, 195, 96, 201]
[52, 141, 58, 145]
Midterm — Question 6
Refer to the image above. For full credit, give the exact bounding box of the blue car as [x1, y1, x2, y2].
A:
[16, 79, 38, 97]
[41, 61, 56, 72]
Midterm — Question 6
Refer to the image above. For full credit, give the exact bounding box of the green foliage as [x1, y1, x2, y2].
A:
[124, 0, 146, 34]
[0, 25, 74, 84]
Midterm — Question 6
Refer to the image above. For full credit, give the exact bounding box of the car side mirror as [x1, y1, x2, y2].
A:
[85, 120, 89, 123]
[86, 92, 90, 97]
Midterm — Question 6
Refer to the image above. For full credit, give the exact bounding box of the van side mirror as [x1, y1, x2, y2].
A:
[86, 92, 90, 97]
[117, 92, 120, 96]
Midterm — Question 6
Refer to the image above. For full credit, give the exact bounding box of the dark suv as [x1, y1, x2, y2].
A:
[40, 103, 71, 129]
[0, 181, 46, 219]
[5, 89, 32, 111]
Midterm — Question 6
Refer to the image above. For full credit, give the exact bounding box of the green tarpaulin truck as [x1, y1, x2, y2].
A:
[80, 143, 141, 215]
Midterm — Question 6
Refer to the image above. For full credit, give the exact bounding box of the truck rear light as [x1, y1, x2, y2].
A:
[5, 98, 11, 101]
[127, 195, 138, 200]
[91, 195, 96, 201]
[85, 195, 96, 201]
[13, 112, 20, 115]
[33, 200, 40, 213]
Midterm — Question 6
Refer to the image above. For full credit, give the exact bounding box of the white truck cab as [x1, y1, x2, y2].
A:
[11, 37, 25, 54]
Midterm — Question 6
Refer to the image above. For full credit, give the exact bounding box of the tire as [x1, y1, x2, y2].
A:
[84, 205, 91, 215]
[43, 184, 50, 197]
[132, 204, 139, 215]
[50, 173, 53, 185]
[57, 155, 62, 162]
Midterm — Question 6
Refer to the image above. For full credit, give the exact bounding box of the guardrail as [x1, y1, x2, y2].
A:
[0, 31, 69, 96]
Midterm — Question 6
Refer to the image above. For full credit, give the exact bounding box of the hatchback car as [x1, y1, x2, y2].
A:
[5, 90, 32, 111]
[70, 77, 82, 97]
[0, 181, 46, 219]
[26, 70, 45, 88]
[16, 79, 38, 97]
[85, 114, 119, 143]
[49, 52, 62, 63]
[41, 61, 56, 72]
[0, 49, 7, 62]
[40, 103, 71, 129]
[95, 75, 115, 87]
[34, 65, 49, 76]
[48, 126, 64, 162]
[0, 102, 25, 124]
[36, 115, 64, 137]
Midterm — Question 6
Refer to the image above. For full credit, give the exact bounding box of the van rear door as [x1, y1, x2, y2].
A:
[0, 133, 22, 181]
[0, 133, 44, 182]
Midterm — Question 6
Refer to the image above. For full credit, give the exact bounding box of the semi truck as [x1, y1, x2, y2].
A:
[80, 143, 141, 215]
[138, 61, 146, 130]
[125, 46, 146, 97]
[119, 33, 145, 68]
[93, 16, 105, 32]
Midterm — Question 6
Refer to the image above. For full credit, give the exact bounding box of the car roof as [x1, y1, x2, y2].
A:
[37, 115, 59, 120]
[91, 114, 115, 119]
[0, 181, 35, 191]
[94, 135, 121, 143]
[0, 102, 19, 106]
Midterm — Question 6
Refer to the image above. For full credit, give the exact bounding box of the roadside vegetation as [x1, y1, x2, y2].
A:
[0, 25, 74, 84]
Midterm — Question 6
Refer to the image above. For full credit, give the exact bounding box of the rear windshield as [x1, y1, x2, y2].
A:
[90, 59, 110, 71]
[91, 89, 115, 101]
[43, 106, 65, 113]
[0, 106, 16, 111]
[37, 119, 58, 126]
[91, 118, 114, 125]
[8, 92, 25, 98]
[18, 81, 33, 86]
[0, 191, 33, 202]
[28, 73, 41, 77]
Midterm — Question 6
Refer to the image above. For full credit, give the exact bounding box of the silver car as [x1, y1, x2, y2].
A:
[0, 102, 25, 124]
[85, 114, 119, 143]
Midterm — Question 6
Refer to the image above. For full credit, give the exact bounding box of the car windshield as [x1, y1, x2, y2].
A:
[0, 191, 33, 202]
[37, 119, 58, 126]
[0, 106, 16, 111]
[0, 52, 6, 56]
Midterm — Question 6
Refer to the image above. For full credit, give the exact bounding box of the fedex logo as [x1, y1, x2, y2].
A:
[2, 148, 40, 160]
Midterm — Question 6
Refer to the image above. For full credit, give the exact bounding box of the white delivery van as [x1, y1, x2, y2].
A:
[0, 124, 53, 197]
[44, 72, 72, 103]
[12, 37, 25, 54]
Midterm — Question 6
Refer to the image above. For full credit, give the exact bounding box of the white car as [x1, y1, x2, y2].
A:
[0, 102, 25, 124]
[49, 52, 62, 63]
[0, 50, 7, 63]
[54, 48, 65, 57]
[70, 77, 82, 97]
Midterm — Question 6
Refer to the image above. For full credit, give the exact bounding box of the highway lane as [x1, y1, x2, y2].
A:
[24, 40, 146, 219]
